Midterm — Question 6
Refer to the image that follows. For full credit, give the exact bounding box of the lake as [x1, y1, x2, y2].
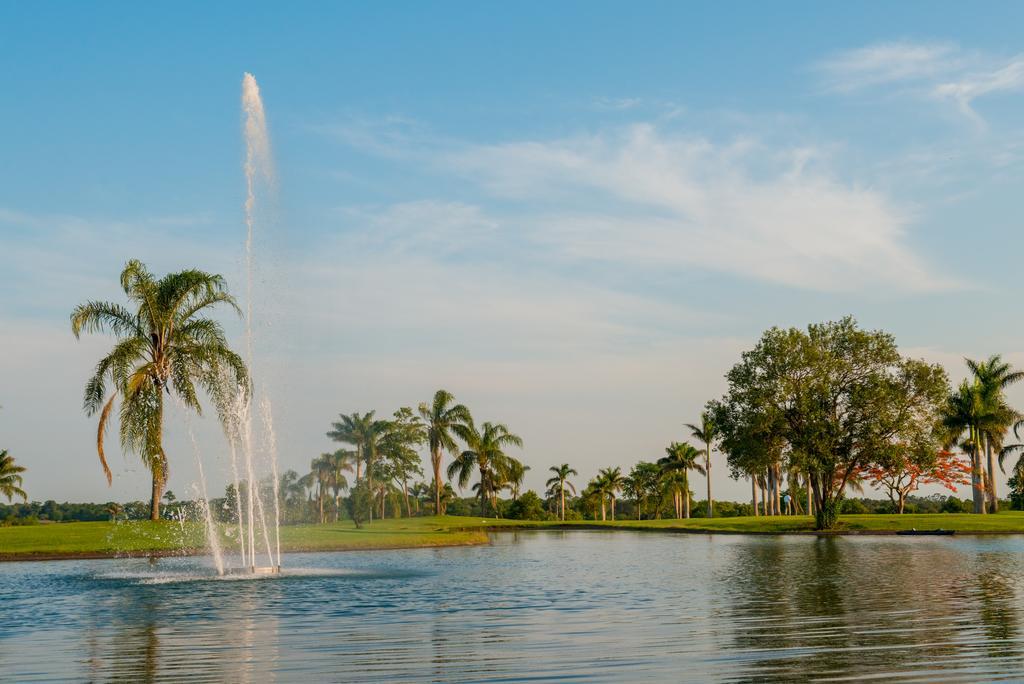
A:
[2, 530, 1024, 681]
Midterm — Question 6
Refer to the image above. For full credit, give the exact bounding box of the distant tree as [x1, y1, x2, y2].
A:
[506, 490, 546, 520]
[658, 442, 703, 518]
[685, 412, 718, 518]
[545, 464, 577, 521]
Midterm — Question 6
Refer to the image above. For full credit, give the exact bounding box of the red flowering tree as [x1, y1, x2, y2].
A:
[861, 450, 971, 514]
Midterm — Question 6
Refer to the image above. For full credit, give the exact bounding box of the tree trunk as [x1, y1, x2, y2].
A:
[770, 464, 778, 518]
[404, 481, 411, 518]
[898, 492, 905, 514]
[806, 474, 813, 516]
[986, 436, 999, 513]
[705, 445, 713, 518]
[561, 487, 566, 521]
[611, 496, 616, 521]
[432, 447, 442, 517]
[752, 477, 759, 516]
[600, 497, 606, 521]
[760, 479, 768, 516]
[150, 471, 162, 521]
[971, 427, 985, 514]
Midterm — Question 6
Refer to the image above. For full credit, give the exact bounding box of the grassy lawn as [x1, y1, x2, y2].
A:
[3, 512, 1024, 560]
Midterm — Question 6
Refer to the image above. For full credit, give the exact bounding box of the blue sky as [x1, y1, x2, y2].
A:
[3, 2, 1024, 503]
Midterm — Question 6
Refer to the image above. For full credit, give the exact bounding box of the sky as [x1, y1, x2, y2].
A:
[3, 2, 1024, 505]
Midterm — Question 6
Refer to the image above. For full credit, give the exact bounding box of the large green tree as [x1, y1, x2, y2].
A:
[71, 260, 248, 520]
[418, 390, 471, 516]
[711, 317, 949, 530]
[0, 450, 27, 503]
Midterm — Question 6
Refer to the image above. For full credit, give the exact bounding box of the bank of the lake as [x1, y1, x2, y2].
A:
[4, 512, 1024, 561]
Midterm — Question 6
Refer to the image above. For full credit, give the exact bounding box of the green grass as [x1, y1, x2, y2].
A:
[3, 512, 1024, 560]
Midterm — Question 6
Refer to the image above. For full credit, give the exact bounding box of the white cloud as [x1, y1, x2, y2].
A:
[443, 124, 954, 293]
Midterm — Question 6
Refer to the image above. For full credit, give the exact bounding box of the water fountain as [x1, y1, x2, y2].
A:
[189, 73, 282, 577]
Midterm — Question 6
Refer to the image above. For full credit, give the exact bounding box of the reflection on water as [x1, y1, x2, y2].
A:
[2, 532, 1024, 681]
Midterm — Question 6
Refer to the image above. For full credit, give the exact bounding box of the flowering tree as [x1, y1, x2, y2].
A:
[861, 450, 971, 514]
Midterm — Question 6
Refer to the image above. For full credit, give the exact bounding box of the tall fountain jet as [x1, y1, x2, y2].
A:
[217, 72, 281, 575]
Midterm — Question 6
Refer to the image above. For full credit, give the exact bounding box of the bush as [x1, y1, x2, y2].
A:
[941, 496, 972, 513]
[840, 498, 868, 514]
[506, 491, 547, 520]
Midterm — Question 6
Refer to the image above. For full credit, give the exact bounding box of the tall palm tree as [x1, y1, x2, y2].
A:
[309, 453, 334, 523]
[597, 467, 624, 520]
[327, 411, 390, 521]
[327, 450, 355, 521]
[449, 420, 523, 516]
[658, 442, 704, 518]
[418, 390, 472, 517]
[942, 380, 989, 514]
[506, 460, 530, 500]
[966, 355, 1023, 512]
[685, 412, 717, 517]
[0, 450, 27, 503]
[546, 463, 577, 521]
[71, 260, 248, 520]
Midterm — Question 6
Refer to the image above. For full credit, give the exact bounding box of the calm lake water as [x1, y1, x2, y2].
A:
[2, 530, 1024, 682]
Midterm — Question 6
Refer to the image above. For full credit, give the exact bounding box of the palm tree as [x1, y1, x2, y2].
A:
[658, 442, 704, 518]
[546, 464, 577, 521]
[966, 355, 1023, 512]
[309, 454, 334, 523]
[327, 411, 390, 521]
[71, 260, 248, 520]
[942, 380, 989, 514]
[327, 450, 355, 521]
[0, 450, 27, 503]
[418, 390, 472, 517]
[599, 467, 625, 520]
[506, 460, 530, 500]
[685, 412, 717, 517]
[449, 420, 523, 516]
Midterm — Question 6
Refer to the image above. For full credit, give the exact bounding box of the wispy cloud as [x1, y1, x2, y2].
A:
[816, 41, 963, 92]
[816, 41, 1024, 123]
[441, 124, 956, 293]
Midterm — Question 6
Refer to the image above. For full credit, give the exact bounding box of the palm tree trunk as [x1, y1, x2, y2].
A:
[986, 436, 999, 513]
[760, 477, 768, 516]
[806, 473, 813, 516]
[611, 496, 616, 521]
[971, 426, 985, 514]
[432, 447, 442, 516]
[684, 471, 690, 518]
[561, 486, 566, 521]
[600, 496, 606, 521]
[705, 445, 713, 518]
[752, 477, 759, 516]
[150, 470, 162, 521]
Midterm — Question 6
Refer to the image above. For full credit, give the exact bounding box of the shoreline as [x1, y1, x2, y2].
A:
[5, 519, 1024, 562]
